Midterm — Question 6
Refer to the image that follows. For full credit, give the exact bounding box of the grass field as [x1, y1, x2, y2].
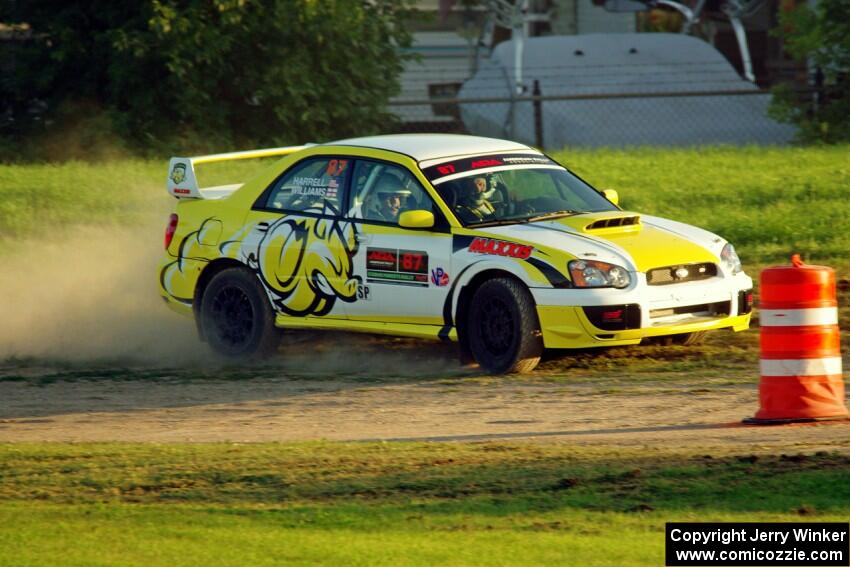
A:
[1, 443, 849, 566]
[1, 145, 848, 267]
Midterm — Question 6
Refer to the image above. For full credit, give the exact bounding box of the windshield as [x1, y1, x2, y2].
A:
[429, 163, 618, 227]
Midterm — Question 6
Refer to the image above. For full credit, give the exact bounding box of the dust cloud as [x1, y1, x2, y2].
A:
[0, 220, 208, 365]
[0, 221, 465, 376]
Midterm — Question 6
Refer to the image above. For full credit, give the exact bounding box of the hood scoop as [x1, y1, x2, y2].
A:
[557, 212, 642, 234]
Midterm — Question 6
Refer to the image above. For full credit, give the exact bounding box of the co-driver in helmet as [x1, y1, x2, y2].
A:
[456, 176, 495, 221]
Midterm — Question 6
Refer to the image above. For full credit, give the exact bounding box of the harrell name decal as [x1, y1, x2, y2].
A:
[468, 237, 533, 260]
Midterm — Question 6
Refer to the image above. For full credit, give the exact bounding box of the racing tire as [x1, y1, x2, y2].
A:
[200, 268, 279, 358]
[467, 277, 543, 374]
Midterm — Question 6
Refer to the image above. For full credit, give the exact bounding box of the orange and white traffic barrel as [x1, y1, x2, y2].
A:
[747, 254, 848, 424]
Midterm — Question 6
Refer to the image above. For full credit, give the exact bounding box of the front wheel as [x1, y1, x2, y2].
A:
[467, 277, 543, 374]
[200, 268, 279, 358]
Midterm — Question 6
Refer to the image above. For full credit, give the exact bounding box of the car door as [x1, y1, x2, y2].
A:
[239, 156, 357, 320]
[344, 159, 454, 326]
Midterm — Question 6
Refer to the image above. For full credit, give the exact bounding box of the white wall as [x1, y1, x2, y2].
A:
[576, 0, 637, 34]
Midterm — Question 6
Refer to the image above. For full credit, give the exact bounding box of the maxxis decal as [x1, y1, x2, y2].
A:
[468, 237, 533, 259]
[451, 234, 571, 289]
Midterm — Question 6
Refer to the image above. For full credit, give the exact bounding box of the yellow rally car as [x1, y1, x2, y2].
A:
[160, 134, 752, 373]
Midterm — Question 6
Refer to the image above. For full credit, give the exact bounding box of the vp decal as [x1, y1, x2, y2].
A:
[431, 268, 450, 287]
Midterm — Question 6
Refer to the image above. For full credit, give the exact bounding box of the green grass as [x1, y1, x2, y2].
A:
[1, 442, 848, 566]
[1, 146, 848, 266]
[0, 157, 277, 239]
[0, 160, 163, 237]
[553, 145, 850, 266]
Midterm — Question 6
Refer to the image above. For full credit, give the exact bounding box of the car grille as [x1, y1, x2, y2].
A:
[649, 300, 731, 319]
[646, 263, 717, 286]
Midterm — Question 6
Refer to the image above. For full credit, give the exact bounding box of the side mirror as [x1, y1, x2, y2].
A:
[398, 210, 435, 229]
[602, 189, 619, 206]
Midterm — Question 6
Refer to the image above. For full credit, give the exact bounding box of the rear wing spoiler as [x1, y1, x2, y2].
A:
[167, 145, 309, 199]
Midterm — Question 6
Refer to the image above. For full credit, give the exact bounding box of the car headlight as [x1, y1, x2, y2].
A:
[568, 260, 632, 289]
[720, 243, 742, 274]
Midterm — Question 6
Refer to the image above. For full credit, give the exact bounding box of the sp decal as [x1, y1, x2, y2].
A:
[357, 284, 372, 301]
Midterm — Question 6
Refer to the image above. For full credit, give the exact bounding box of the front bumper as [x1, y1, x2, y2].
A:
[532, 272, 753, 349]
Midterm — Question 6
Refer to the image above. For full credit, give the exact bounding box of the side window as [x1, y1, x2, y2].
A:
[264, 157, 350, 214]
[349, 161, 435, 225]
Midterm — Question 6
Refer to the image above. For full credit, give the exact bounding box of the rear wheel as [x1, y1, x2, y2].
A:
[200, 268, 279, 358]
[467, 277, 543, 374]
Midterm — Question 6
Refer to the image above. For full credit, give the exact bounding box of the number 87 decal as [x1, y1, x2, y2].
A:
[399, 251, 427, 273]
[326, 159, 348, 177]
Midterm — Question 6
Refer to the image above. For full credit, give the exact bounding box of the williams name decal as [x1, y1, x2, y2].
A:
[366, 248, 429, 287]
[468, 237, 533, 260]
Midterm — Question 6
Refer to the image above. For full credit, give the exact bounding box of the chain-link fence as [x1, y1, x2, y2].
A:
[387, 86, 799, 148]
[387, 42, 803, 148]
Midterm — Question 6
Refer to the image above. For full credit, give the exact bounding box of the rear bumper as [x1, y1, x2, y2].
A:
[159, 255, 205, 317]
[532, 272, 753, 349]
[161, 294, 194, 317]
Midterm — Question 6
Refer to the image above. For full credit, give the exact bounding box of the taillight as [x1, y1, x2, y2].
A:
[165, 213, 179, 250]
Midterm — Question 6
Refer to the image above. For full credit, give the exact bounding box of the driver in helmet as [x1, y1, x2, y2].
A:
[457, 176, 495, 220]
[370, 171, 411, 222]
[377, 188, 408, 221]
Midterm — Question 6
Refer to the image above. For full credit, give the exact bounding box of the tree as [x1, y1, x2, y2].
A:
[770, 0, 850, 143]
[0, 0, 414, 156]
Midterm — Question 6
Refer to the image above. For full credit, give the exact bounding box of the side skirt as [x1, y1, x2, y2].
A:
[274, 315, 458, 342]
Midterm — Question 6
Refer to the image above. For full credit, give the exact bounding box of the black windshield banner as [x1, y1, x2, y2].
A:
[421, 153, 558, 182]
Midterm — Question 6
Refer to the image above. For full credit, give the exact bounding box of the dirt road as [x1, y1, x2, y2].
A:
[2, 342, 848, 452]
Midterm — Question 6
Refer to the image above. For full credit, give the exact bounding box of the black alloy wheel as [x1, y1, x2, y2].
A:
[467, 277, 543, 374]
[478, 295, 515, 356]
[200, 268, 279, 358]
[208, 286, 255, 348]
